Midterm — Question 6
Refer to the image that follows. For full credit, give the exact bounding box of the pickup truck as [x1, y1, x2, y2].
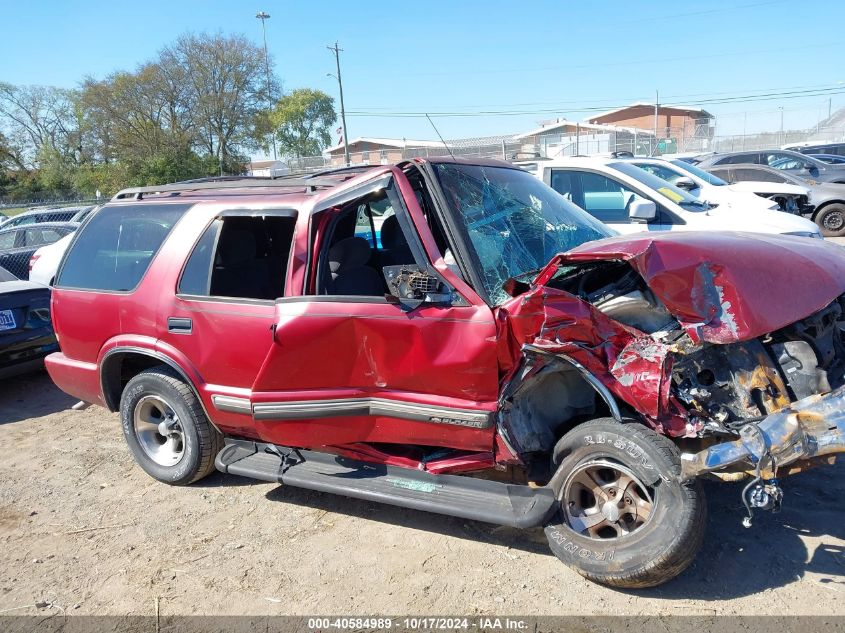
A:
[45, 158, 845, 588]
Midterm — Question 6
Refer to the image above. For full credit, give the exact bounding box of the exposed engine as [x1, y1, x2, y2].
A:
[552, 260, 845, 435]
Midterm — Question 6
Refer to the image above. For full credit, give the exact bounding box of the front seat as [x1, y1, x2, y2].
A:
[380, 215, 414, 266]
[327, 236, 384, 296]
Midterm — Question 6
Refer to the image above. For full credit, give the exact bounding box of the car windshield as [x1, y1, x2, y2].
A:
[431, 163, 613, 305]
[670, 159, 728, 186]
[609, 162, 712, 211]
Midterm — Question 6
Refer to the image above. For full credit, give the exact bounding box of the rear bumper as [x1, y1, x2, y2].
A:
[44, 352, 104, 406]
[681, 385, 845, 479]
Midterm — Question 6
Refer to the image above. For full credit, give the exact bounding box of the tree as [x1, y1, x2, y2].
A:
[163, 32, 271, 170]
[270, 89, 336, 158]
[0, 82, 79, 169]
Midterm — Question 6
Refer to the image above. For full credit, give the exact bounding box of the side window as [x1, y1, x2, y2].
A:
[720, 153, 756, 165]
[635, 163, 682, 185]
[14, 216, 36, 227]
[737, 168, 784, 183]
[317, 182, 417, 297]
[708, 168, 734, 183]
[57, 203, 189, 292]
[578, 172, 645, 223]
[24, 228, 60, 247]
[179, 214, 296, 301]
[0, 231, 17, 249]
[549, 169, 577, 203]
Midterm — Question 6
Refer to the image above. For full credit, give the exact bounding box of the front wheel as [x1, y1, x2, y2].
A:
[544, 419, 706, 589]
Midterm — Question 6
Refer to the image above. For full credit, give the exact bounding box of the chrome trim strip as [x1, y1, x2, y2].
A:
[252, 397, 493, 428]
[212, 395, 252, 414]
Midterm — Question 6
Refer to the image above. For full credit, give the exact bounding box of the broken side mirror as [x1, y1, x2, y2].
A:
[628, 199, 657, 222]
[383, 265, 452, 308]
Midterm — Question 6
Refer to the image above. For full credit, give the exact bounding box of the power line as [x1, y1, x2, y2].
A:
[345, 86, 845, 119]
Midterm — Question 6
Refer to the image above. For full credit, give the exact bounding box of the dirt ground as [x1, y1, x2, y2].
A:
[0, 371, 844, 618]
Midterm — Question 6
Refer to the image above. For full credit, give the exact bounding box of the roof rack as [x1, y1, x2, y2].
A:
[306, 164, 380, 179]
[112, 176, 343, 201]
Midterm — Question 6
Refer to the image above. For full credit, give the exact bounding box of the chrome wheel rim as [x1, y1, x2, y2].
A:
[561, 459, 654, 539]
[133, 395, 185, 466]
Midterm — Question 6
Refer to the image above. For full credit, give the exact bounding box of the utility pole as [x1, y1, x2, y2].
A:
[327, 41, 350, 166]
[779, 106, 784, 145]
[653, 90, 659, 156]
[256, 11, 277, 161]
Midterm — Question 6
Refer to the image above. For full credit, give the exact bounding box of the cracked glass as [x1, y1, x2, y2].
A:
[433, 163, 613, 305]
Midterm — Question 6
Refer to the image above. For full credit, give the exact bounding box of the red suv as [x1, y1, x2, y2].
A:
[46, 158, 845, 588]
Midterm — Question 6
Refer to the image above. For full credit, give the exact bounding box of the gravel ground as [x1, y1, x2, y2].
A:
[0, 371, 844, 618]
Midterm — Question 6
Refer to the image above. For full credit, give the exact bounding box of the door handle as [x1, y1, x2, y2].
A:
[168, 317, 192, 334]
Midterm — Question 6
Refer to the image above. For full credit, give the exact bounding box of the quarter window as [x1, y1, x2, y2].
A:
[57, 203, 189, 292]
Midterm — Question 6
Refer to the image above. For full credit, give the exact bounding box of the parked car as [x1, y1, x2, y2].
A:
[28, 206, 100, 286]
[0, 222, 77, 280]
[29, 233, 73, 286]
[783, 141, 845, 157]
[45, 159, 845, 589]
[697, 149, 845, 184]
[807, 154, 845, 164]
[626, 157, 810, 214]
[0, 205, 93, 230]
[525, 157, 821, 237]
[705, 163, 845, 236]
[0, 265, 58, 378]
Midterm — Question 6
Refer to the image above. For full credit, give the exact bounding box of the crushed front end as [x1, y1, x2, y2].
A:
[498, 232, 845, 524]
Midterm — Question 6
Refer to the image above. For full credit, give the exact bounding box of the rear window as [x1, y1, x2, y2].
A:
[57, 203, 189, 292]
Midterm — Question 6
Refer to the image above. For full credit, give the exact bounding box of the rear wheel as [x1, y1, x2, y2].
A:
[544, 418, 706, 588]
[119, 366, 222, 485]
[815, 203, 845, 237]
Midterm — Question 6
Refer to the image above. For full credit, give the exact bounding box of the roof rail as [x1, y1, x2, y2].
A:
[112, 177, 343, 201]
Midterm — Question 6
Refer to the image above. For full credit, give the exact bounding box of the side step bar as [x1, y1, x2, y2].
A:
[215, 439, 557, 529]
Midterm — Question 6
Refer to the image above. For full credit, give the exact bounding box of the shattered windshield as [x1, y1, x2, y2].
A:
[432, 163, 613, 305]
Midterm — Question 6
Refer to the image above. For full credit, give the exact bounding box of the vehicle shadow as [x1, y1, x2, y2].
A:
[263, 484, 552, 556]
[635, 461, 845, 599]
[0, 369, 77, 425]
[262, 460, 845, 595]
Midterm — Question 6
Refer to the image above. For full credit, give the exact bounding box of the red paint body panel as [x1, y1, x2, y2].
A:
[537, 231, 845, 344]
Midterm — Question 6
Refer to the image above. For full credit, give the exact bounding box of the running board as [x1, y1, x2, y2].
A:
[214, 439, 556, 529]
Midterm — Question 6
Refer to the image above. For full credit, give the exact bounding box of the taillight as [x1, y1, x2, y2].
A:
[29, 254, 40, 272]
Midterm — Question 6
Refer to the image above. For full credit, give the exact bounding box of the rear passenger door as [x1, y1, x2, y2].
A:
[160, 209, 298, 395]
[250, 170, 499, 454]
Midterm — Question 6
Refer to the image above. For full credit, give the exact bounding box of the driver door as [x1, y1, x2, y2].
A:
[250, 170, 499, 453]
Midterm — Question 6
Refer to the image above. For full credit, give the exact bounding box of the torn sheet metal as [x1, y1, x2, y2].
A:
[497, 285, 688, 436]
[533, 231, 845, 344]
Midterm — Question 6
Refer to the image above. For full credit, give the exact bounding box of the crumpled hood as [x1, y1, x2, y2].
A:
[534, 231, 845, 344]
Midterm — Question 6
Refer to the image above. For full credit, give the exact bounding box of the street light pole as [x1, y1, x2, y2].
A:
[256, 11, 277, 161]
[327, 41, 350, 166]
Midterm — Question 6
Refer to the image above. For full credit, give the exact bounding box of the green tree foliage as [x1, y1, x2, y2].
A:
[1, 31, 278, 202]
[271, 89, 337, 158]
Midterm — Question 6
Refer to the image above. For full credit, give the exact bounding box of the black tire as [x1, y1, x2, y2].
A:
[544, 418, 706, 589]
[815, 203, 845, 237]
[119, 366, 222, 485]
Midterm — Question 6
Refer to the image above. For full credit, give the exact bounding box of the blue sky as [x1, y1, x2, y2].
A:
[2, 0, 843, 145]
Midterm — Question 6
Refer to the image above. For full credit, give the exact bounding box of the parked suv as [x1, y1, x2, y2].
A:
[47, 159, 845, 588]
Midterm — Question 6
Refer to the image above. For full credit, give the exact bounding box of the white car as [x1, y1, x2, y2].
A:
[29, 233, 73, 286]
[525, 157, 821, 238]
[628, 158, 811, 213]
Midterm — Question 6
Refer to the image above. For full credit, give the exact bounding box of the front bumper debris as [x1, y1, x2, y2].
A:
[681, 384, 845, 480]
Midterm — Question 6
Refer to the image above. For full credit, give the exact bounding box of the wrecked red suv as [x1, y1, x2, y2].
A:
[46, 158, 845, 588]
